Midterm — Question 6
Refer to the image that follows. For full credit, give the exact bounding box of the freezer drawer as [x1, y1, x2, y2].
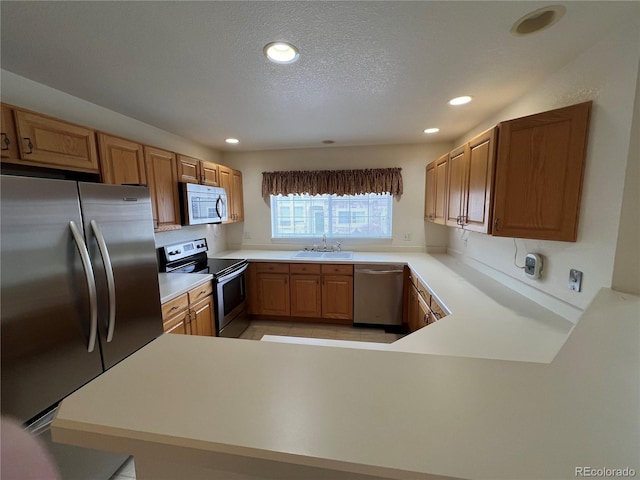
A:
[354, 264, 404, 326]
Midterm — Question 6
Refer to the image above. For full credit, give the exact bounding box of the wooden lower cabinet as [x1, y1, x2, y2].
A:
[254, 263, 290, 316]
[321, 264, 353, 320]
[405, 269, 446, 333]
[249, 262, 353, 323]
[290, 263, 322, 317]
[161, 281, 215, 336]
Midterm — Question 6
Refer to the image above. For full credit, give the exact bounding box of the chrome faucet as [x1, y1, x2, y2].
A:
[322, 233, 327, 251]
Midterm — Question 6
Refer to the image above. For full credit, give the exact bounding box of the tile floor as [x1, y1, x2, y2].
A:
[108, 321, 403, 479]
[239, 319, 405, 343]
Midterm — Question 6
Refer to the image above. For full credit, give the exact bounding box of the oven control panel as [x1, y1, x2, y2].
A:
[163, 238, 208, 263]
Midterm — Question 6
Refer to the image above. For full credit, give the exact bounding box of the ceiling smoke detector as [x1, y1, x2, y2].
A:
[511, 5, 566, 36]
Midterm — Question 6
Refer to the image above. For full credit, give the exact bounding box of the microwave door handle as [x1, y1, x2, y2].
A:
[69, 221, 98, 353]
[90, 220, 116, 342]
[216, 196, 222, 219]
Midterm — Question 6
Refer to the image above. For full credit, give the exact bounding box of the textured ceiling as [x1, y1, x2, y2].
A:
[1, 1, 637, 151]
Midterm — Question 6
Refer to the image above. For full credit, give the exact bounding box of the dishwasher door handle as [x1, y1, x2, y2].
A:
[356, 269, 404, 275]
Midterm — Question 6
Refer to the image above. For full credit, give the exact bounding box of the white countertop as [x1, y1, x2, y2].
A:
[216, 250, 573, 363]
[52, 288, 640, 479]
[158, 272, 213, 304]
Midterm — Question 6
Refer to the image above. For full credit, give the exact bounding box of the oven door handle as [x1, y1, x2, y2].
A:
[216, 263, 248, 284]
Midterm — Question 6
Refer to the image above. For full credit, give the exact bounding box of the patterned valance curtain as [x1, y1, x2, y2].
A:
[261, 168, 403, 197]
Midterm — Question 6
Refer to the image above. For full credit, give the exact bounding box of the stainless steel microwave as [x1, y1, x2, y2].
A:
[181, 183, 228, 225]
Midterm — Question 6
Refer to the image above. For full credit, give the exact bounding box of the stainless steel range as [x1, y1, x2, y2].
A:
[158, 239, 249, 338]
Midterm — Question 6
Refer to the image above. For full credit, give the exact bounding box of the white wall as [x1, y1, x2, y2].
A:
[221, 143, 451, 253]
[1, 70, 229, 253]
[612, 64, 640, 295]
[446, 18, 640, 318]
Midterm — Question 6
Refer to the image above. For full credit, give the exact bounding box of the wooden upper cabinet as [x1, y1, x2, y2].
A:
[201, 161, 220, 186]
[219, 165, 244, 223]
[177, 155, 220, 186]
[144, 146, 181, 231]
[1, 104, 19, 159]
[97, 133, 146, 185]
[425, 153, 448, 225]
[463, 127, 497, 234]
[11, 109, 99, 173]
[445, 144, 469, 227]
[492, 102, 592, 242]
[177, 154, 200, 183]
[424, 162, 435, 221]
[231, 169, 244, 222]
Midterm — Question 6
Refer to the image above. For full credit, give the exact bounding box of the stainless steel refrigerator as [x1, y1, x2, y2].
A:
[1, 175, 163, 479]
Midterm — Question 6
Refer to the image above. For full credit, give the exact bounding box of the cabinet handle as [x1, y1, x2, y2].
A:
[169, 305, 180, 311]
[23, 137, 33, 154]
[1, 133, 9, 151]
[494, 218, 500, 231]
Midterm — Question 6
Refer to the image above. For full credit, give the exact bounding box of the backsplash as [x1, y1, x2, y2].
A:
[154, 224, 227, 254]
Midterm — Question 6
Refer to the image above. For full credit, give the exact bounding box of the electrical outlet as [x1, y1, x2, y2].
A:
[403, 232, 412, 241]
[243, 232, 251, 240]
[569, 269, 583, 292]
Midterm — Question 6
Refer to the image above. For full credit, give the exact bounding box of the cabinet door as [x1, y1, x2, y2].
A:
[201, 161, 220, 186]
[290, 274, 322, 317]
[190, 295, 214, 337]
[407, 285, 419, 332]
[493, 102, 591, 242]
[231, 169, 244, 222]
[164, 311, 189, 335]
[13, 109, 99, 172]
[434, 153, 448, 224]
[0, 104, 19, 159]
[424, 161, 436, 221]
[219, 165, 233, 223]
[463, 128, 496, 233]
[257, 273, 290, 316]
[246, 263, 259, 315]
[445, 144, 469, 227]
[98, 133, 146, 185]
[144, 146, 181, 231]
[321, 275, 353, 320]
[177, 154, 200, 183]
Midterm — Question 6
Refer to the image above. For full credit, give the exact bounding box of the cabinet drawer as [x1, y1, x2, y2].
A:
[255, 262, 290, 274]
[321, 264, 353, 275]
[290, 263, 321, 275]
[188, 281, 213, 304]
[161, 293, 188, 319]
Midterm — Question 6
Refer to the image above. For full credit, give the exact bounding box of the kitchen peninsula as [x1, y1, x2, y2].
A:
[52, 251, 639, 480]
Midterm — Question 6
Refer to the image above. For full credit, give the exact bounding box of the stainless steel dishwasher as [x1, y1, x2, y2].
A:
[354, 264, 405, 327]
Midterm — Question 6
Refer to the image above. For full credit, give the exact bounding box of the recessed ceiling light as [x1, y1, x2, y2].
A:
[423, 128, 440, 134]
[225, 138, 239, 144]
[449, 96, 472, 106]
[264, 42, 300, 64]
[511, 5, 566, 36]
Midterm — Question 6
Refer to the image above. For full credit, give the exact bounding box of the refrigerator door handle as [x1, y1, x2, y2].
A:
[69, 221, 98, 353]
[90, 220, 116, 343]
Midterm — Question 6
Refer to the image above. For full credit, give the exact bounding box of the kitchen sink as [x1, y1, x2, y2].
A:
[292, 251, 325, 259]
[291, 250, 354, 260]
[321, 251, 354, 260]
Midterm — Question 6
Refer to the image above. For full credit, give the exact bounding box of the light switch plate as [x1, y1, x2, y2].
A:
[569, 269, 583, 292]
